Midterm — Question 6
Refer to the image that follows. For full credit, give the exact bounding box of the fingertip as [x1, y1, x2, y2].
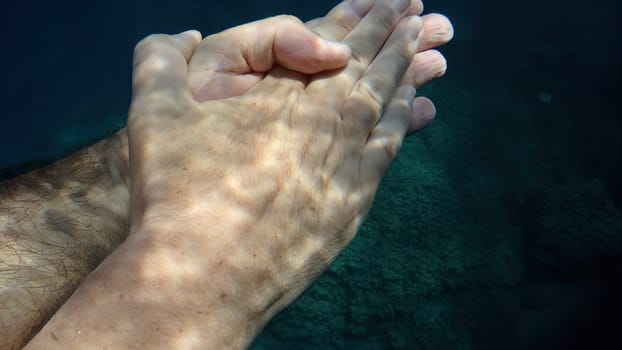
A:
[275, 22, 351, 73]
[432, 14, 454, 41]
[412, 49, 448, 88]
[421, 13, 455, 48]
[299, 21, 353, 65]
[408, 96, 436, 134]
[321, 39, 352, 63]
[407, 0, 424, 16]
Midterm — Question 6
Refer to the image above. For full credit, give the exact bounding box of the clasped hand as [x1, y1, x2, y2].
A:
[129, 5, 425, 319]
[22, 1, 454, 348]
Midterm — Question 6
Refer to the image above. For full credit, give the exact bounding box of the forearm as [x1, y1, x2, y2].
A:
[22, 196, 332, 349]
[0, 130, 130, 349]
[22, 225, 263, 350]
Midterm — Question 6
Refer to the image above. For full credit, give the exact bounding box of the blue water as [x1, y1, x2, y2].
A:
[1, 0, 621, 349]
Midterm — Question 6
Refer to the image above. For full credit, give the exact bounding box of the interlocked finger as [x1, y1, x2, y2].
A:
[307, 0, 424, 42]
[307, 0, 414, 108]
[342, 15, 423, 139]
[360, 84, 415, 185]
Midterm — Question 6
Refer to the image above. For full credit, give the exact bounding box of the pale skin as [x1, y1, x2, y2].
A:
[0, 0, 453, 348]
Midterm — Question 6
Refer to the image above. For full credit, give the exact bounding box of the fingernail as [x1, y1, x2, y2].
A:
[415, 98, 436, 120]
[351, 0, 373, 15]
[392, 0, 411, 12]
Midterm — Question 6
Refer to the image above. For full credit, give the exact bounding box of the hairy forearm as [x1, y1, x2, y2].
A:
[23, 226, 261, 350]
[0, 130, 130, 349]
[22, 194, 313, 349]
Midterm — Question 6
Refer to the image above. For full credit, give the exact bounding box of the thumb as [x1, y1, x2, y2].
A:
[272, 15, 352, 74]
[236, 15, 351, 74]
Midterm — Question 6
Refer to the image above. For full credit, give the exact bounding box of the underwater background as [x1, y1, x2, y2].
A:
[1, 0, 620, 349]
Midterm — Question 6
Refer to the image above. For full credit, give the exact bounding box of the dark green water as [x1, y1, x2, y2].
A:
[1, 0, 621, 348]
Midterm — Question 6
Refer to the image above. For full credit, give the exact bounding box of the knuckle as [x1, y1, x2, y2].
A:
[135, 34, 162, 51]
[372, 128, 403, 161]
[343, 91, 382, 132]
[392, 95, 413, 116]
[375, 3, 399, 32]
[270, 15, 306, 38]
[383, 135, 402, 160]
[357, 77, 387, 111]
[392, 44, 415, 68]
[272, 14, 303, 26]
[134, 34, 170, 58]
[133, 34, 163, 65]
[349, 47, 369, 68]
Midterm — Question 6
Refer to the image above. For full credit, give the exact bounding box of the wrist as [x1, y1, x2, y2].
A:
[124, 193, 321, 348]
[130, 219, 285, 330]
[131, 227, 262, 348]
[24, 225, 259, 350]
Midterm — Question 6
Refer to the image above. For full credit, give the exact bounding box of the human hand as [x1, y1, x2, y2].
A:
[22, 3, 456, 349]
[187, 0, 453, 133]
[128, 0, 428, 342]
